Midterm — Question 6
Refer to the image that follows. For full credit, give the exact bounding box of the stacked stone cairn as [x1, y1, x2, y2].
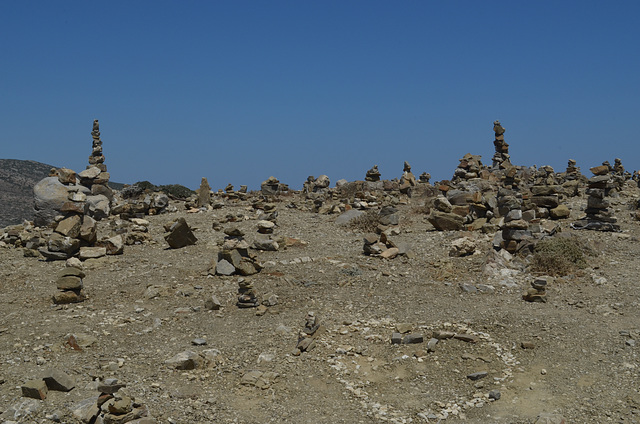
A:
[528, 166, 569, 220]
[612, 158, 631, 191]
[399, 161, 417, 193]
[303, 175, 331, 193]
[419, 172, 431, 183]
[491, 120, 511, 169]
[427, 195, 465, 231]
[261, 176, 289, 195]
[365, 165, 381, 182]
[72, 379, 153, 424]
[52, 261, 86, 304]
[497, 188, 530, 253]
[452, 153, 486, 182]
[294, 312, 321, 355]
[214, 228, 262, 276]
[79, 120, 113, 219]
[196, 177, 211, 208]
[236, 279, 259, 308]
[522, 277, 548, 302]
[559, 159, 586, 196]
[571, 164, 620, 231]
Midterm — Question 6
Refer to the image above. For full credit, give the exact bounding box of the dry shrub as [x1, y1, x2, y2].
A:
[531, 236, 594, 276]
[347, 209, 381, 233]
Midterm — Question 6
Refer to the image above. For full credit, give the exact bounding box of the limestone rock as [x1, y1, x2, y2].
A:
[43, 369, 75, 392]
[165, 351, 203, 370]
[428, 210, 464, 231]
[21, 379, 48, 400]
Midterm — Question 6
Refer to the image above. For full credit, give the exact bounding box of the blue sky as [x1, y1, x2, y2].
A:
[1, 1, 639, 190]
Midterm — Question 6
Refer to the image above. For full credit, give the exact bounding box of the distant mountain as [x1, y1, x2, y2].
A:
[0, 159, 125, 228]
[0, 159, 57, 227]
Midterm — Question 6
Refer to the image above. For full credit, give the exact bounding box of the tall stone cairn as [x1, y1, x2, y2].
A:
[89, 120, 106, 171]
[492, 120, 511, 169]
[497, 187, 530, 253]
[572, 164, 620, 231]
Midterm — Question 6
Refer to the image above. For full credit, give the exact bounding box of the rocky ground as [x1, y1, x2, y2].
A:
[2, 186, 640, 424]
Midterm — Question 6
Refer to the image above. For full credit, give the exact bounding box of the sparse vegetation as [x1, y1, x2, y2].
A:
[347, 209, 381, 233]
[530, 236, 594, 276]
[132, 180, 194, 199]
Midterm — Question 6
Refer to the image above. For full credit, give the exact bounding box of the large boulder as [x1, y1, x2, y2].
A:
[428, 210, 464, 231]
[33, 177, 89, 227]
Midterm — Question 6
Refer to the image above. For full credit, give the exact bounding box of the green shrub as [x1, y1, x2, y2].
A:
[158, 184, 194, 199]
[530, 236, 594, 276]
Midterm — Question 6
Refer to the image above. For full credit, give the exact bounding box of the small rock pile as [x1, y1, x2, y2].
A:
[52, 261, 86, 304]
[362, 230, 407, 259]
[73, 379, 154, 424]
[612, 158, 631, 190]
[236, 279, 259, 308]
[491, 120, 511, 169]
[213, 228, 262, 276]
[261, 176, 289, 195]
[452, 153, 486, 182]
[365, 165, 381, 182]
[121, 218, 152, 245]
[528, 166, 569, 220]
[572, 164, 620, 231]
[522, 277, 548, 302]
[294, 312, 321, 354]
[497, 188, 531, 253]
[303, 175, 331, 193]
[427, 196, 465, 231]
[399, 161, 417, 193]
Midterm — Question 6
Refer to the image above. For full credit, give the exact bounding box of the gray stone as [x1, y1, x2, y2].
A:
[215, 259, 235, 276]
[78, 246, 107, 260]
[466, 371, 488, 380]
[402, 334, 424, 344]
[391, 332, 403, 344]
[165, 350, 203, 370]
[0, 398, 42, 421]
[253, 238, 279, 251]
[21, 379, 48, 400]
[204, 295, 222, 310]
[86, 194, 110, 220]
[428, 210, 464, 231]
[43, 369, 75, 392]
[56, 275, 83, 290]
[427, 338, 439, 352]
[489, 390, 501, 400]
[33, 177, 75, 227]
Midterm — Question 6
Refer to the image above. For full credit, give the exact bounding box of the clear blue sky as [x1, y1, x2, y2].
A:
[1, 1, 639, 190]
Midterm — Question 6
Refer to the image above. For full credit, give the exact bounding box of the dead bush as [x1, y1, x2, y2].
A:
[347, 209, 381, 233]
[530, 236, 594, 276]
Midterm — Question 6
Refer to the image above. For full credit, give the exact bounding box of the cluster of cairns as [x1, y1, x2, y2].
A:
[572, 163, 621, 231]
[294, 312, 321, 355]
[452, 153, 487, 183]
[261, 176, 289, 196]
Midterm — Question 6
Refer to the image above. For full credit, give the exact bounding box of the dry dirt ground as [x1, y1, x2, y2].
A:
[2, 187, 640, 424]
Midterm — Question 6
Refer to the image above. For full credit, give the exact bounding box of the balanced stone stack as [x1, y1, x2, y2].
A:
[79, 120, 112, 218]
[236, 279, 259, 308]
[72, 379, 154, 424]
[561, 159, 586, 196]
[572, 165, 620, 231]
[53, 264, 86, 304]
[528, 166, 569, 220]
[419, 172, 431, 183]
[214, 228, 261, 276]
[497, 188, 530, 253]
[261, 176, 289, 195]
[399, 161, 417, 193]
[612, 158, 631, 191]
[294, 312, 321, 354]
[522, 277, 548, 302]
[452, 153, 486, 182]
[303, 175, 331, 193]
[492, 120, 511, 169]
[365, 165, 381, 182]
[196, 177, 211, 208]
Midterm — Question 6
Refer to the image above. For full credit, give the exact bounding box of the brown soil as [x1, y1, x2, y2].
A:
[2, 186, 640, 423]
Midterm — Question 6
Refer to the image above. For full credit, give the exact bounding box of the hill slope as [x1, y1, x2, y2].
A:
[0, 159, 57, 227]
